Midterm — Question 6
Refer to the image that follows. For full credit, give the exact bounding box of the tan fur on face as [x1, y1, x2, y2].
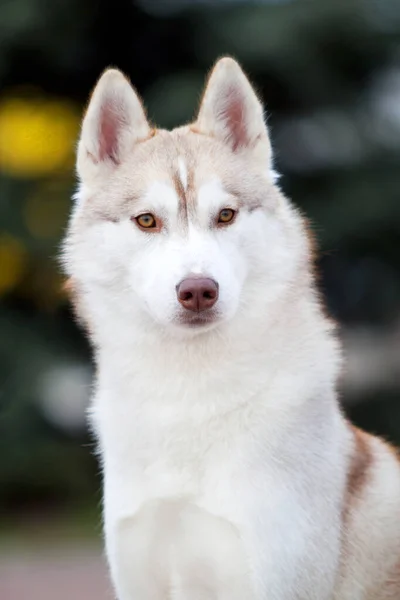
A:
[74, 57, 279, 232]
[75, 127, 281, 232]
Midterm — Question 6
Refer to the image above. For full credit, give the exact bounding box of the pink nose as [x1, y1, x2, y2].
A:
[176, 278, 219, 312]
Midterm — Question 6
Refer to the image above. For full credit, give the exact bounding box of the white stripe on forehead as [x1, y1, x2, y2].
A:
[178, 157, 188, 191]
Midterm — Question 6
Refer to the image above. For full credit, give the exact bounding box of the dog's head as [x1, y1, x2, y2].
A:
[63, 58, 310, 337]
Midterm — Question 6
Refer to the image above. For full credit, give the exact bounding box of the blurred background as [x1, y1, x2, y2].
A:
[1, 0, 400, 598]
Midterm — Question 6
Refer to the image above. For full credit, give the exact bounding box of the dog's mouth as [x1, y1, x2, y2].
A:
[177, 310, 220, 329]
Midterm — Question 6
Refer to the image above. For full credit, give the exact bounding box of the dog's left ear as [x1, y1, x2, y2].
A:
[194, 57, 271, 161]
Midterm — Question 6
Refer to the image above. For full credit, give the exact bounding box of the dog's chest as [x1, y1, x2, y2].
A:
[98, 392, 247, 495]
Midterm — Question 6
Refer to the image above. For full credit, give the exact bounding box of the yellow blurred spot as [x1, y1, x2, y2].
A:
[0, 234, 26, 294]
[0, 95, 80, 178]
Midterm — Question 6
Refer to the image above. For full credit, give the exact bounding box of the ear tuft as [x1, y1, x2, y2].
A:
[195, 57, 270, 156]
[77, 69, 150, 180]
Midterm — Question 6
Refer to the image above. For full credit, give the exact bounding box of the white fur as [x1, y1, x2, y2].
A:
[178, 157, 188, 191]
[63, 58, 400, 600]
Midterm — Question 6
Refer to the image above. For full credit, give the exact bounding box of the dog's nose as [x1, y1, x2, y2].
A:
[176, 278, 219, 312]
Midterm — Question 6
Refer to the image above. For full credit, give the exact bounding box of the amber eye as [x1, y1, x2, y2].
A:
[218, 208, 236, 224]
[135, 213, 157, 229]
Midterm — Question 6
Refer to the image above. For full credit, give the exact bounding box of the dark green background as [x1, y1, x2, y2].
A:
[1, 0, 400, 519]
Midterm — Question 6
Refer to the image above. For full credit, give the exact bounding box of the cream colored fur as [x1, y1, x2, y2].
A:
[62, 57, 400, 600]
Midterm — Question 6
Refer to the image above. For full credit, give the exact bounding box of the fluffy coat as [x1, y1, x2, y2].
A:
[62, 57, 400, 600]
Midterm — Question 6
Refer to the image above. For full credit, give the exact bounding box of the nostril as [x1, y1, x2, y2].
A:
[181, 291, 193, 302]
[203, 289, 216, 300]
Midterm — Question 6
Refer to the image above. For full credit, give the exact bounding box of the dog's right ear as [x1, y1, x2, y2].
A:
[77, 69, 151, 181]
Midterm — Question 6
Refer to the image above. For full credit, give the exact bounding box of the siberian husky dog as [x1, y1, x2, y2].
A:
[62, 57, 400, 599]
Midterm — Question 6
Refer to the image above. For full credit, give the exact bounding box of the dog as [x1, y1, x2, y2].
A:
[62, 57, 400, 599]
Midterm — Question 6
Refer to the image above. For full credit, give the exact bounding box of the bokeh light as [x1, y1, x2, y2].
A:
[0, 95, 79, 178]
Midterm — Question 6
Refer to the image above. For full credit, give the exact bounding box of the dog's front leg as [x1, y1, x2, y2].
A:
[106, 503, 340, 600]
[106, 499, 256, 600]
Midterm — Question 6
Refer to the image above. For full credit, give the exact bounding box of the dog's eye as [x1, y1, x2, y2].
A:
[134, 213, 157, 230]
[218, 208, 236, 225]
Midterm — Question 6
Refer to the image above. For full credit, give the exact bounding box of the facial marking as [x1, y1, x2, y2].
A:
[172, 172, 188, 225]
[178, 157, 188, 191]
[173, 157, 196, 226]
